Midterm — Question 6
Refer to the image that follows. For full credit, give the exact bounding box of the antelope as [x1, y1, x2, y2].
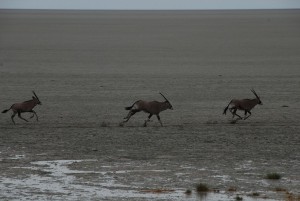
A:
[122, 92, 173, 127]
[2, 91, 42, 124]
[223, 89, 262, 120]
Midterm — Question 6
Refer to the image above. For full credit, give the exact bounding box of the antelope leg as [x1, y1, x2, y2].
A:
[231, 108, 243, 119]
[123, 111, 131, 120]
[17, 112, 28, 122]
[229, 108, 236, 118]
[143, 114, 152, 127]
[234, 111, 243, 119]
[11, 112, 16, 125]
[123, 110, 136, 123]
[156, 115, 163, 126]
[244, 111, 252, 120]
[235, 113, 243, 119]
[30, 110, 39, 121]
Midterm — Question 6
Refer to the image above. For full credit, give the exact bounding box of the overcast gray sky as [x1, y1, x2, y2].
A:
[0, 0, 300, 10]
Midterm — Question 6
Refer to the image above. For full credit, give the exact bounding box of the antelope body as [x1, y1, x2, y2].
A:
[123, 93, 173, 126]
[2, 91, 42, 124]
[223, 89, 262, 120]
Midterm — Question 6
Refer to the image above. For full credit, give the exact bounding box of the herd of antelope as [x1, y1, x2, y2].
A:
[2, 90, 262, 125]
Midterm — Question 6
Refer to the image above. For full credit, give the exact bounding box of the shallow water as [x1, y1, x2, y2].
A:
[0, 9, 299, 200]
[0, 159, 284, 201]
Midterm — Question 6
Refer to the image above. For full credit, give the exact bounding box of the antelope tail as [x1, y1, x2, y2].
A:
[125, 106, 133, 110]
[125, 102, 135, 110]
[125, 100, 140, 110]
[223, 100, 232, 115]
[2, 109, 10, 113]
[2, 105, 13, 113]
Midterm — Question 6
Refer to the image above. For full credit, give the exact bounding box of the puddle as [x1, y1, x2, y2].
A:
[0, 160, 290, 200]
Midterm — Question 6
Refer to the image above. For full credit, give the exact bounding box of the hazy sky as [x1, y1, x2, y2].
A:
[0, 0, 300, 10]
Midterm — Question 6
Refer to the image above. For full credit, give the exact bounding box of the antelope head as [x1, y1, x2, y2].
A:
[159, 92, 173, 110]
[32, 91, 42, 105]
[251, 89, 262, 105]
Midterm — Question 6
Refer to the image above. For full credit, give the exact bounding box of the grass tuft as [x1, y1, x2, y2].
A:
[227, 187, 237, 192]
[251, 192, 260, 196]
[274, 187, 287, 192]
[196, 183, 209, 192]
[185, 189, 192, 195]
[266, 173, 282, 180]
[140, 189, 175, 194]
[235, 195, 243, 200]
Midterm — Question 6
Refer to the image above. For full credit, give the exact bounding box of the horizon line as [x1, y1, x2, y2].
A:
[1, 8, 300, 11]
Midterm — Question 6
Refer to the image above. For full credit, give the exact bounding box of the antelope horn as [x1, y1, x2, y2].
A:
[251, 89, 259, 99]
[159, 92, 170, 102]
[32, 91, 40, 101]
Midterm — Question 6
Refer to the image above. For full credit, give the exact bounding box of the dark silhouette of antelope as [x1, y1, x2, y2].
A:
[223, 89, 262, 120]
[2, 91, 42, 124]
[122, 93, 173, 127]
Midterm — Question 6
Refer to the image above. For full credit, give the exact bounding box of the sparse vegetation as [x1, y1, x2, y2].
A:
[251, 192, 260, 196]
[196, 183, 209, 192]
[185, 189, 192, 195]
[227, 187, 237, 192]
[274, 187, 287, 192]
[285, 192, 299, 201]
[34, 170, 51, 176]
[213, 188, 220, 193]
[140, 189, 175, 194]
[266, 173, 282, 180]
[235, 195, 243, 200]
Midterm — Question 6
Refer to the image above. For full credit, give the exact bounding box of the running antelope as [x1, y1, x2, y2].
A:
[122, 93, 173, 127]
[2, 91, 42, 124]
[223, 89, 262, 120]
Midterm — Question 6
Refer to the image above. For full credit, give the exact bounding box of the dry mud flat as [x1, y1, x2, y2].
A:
[0, 9, 300, 200]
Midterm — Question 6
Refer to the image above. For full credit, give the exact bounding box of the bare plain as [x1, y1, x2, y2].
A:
[0, 10, 299, 200]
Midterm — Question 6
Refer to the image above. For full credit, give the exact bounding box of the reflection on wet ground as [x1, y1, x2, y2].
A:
[1, 159, 296, 201]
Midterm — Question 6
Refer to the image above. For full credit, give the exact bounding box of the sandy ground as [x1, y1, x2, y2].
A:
[0, 10, 299, 200]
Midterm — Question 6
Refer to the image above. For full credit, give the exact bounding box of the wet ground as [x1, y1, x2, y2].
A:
[0, 121, 299, 200]
[0, 10, 300, 200]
